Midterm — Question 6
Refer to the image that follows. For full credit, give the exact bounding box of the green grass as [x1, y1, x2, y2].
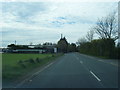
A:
[2, 53, 63, 81]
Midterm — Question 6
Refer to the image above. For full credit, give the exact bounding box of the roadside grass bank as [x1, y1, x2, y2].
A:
[2, 53, 63, 81]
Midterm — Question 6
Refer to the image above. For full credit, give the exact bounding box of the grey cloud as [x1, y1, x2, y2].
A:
[2, 2, 48, 23]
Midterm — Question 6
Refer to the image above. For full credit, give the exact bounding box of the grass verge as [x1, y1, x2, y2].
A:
[2, 53, 63, 81]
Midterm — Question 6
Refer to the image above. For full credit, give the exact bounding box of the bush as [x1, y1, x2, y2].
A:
[29, 59, 35, 64]
[18, 60, 23, 64]
[18, 60, 26, 68]
[35, 58, 40, 63]
[78, 38, 116, 59]
[20, 63, 26, 68]
[52, 54, 55, 57]
[113, 47, 120, 59]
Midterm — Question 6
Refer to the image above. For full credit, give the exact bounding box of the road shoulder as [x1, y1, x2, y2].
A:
[77, 53, 119, 67]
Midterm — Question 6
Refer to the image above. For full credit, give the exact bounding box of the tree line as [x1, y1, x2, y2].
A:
[77, 11, 120, 59]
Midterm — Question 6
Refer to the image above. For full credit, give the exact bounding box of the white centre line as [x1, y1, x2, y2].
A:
[80, 61, 83, 64]
[76, 57, 79, 60]
[90, 71, 101, 82]
[74, 54, 80, 61]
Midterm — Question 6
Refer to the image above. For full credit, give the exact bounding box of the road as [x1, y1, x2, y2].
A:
[15, 52, 118, 88]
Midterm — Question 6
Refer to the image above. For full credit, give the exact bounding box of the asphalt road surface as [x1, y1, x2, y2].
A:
[15, 52, 118, 88]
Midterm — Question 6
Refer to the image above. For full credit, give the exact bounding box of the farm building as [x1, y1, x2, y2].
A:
[5, 44, 57, 53]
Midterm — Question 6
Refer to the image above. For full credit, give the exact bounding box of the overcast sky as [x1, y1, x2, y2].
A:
[0, 1, 118, 47]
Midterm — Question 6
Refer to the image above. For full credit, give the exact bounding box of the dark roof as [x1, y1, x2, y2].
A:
[58, 37, 68, 44]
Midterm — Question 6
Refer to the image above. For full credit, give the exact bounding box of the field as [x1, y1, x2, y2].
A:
[2, 53, 62, 81]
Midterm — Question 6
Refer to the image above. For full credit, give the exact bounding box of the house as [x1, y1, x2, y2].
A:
[57, 34, 68, 53]
[12, 49, 46, 53]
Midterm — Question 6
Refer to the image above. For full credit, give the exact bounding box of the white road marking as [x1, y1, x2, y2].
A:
[98, 60, 104, 62]
[28, 80, 32, 82]
[75, 57, 79, 60]
[74, 54, 79, 60]
[110, 62, 118, 66]
[80, 61, 83, 64]
[44, 63, 53, 68]
[90, 71, 101, 82]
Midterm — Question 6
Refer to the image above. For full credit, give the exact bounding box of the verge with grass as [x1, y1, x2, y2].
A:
[2, 53, 63, 81]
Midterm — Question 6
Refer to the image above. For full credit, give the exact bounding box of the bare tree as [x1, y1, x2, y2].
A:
[86, 30, 94, 42]
[76, 37, 87, 46]
[93, 11, 118, 40]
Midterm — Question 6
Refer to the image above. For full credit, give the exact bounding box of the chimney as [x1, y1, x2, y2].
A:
[61, 34, 63, 39]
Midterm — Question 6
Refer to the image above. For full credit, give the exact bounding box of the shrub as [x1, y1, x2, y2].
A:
[18, 60, 26, 68]
[78, 38, 116, 58]
[29, 59, 35, 64]
[52, 54, 55, 57]
[35, 58, 40, 63]
[18, 60, 23, 64]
